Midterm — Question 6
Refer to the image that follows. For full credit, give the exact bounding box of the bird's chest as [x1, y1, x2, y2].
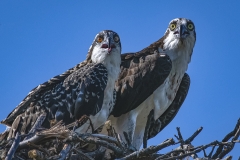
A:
[151, 71, 183, 118]
[101, 64, 119, 113]
[102, 77, 115, 112]
[163, 72, 182, 102]
[135, 69, 183, 122]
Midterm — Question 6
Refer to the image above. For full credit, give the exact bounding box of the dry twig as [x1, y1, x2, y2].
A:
[5, 132, 20, 160]
[0, 117, 239, 160]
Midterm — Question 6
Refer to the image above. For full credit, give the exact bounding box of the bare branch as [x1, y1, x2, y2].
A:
[1, 116, 239, 160]
[68, 132, 124, 157]
[117, 138, 175, 160]
[207, 145, 216, 158]
[159, 141, 218, 160]
[218, 125, 240, 159]
[185, 127, 203, 144]
[91, 134, 119, 145]
[5, 132, 21, 160]
[175, 127, 184, 148]
[212, 118, 240, 159]
[72, 148, 94, 160]
[24, 113, 46, 140]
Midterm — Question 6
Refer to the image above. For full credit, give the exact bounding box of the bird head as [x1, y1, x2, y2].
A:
[162, 18, 196, 51]
[90, 30, 121, 64]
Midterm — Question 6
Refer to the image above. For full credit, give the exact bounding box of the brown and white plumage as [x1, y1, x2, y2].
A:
[1, 30, 121, 140]
[143, 73, 190, 148]
[112, 53, 172, 117]
[101, 18, 196, 150]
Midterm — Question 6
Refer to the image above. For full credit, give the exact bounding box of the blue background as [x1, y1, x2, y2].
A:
[0, 1, 240, 158]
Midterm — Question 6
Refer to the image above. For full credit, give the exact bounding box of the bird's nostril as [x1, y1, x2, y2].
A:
[101, 44, 108, 48]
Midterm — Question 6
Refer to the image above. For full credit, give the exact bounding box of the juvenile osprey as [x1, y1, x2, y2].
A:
[1, 30, 121, 139]
[102, 18, 196, 150]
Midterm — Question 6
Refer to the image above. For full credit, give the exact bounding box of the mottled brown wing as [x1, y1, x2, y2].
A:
[1, 63, 108, 140]
[1, 61, 89, 126]
[143, 73, 190, 147]
[111, 52, 172, 117]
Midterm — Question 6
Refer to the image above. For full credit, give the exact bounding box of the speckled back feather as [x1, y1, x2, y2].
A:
[4, 63, 108, 139]
[2, 55, 91, 127]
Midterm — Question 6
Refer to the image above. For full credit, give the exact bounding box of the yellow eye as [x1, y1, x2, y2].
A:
[114, 36, 119, 42]
[97, 36, 103, 43]
[169, 23, 176, 31]
[187, 23, 194, 30]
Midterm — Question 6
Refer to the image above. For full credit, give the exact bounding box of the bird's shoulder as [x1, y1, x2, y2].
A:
[63, 63, 108, 87]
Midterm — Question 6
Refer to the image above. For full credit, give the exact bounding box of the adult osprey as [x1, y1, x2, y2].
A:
[1, 30, 121, 139]
[102, 18, 196, 150]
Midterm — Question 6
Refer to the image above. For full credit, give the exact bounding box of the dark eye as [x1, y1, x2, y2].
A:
[187, 23, 194, 31]
[113, 35, 120, 42]
[169, 23, 176, 31]
[97, 36, 103, 43]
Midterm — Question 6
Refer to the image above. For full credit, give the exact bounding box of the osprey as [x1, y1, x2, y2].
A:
[1, 30, 121, 139]
[101, 18, 196, 150]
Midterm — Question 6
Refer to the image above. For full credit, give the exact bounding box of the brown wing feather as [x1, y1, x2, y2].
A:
[1, 60, 91, 126]
[1, 63, 108, 141]
[111, 35, 172, 116]
[111, 52, 172, 116]
[1, 38, 99, 126]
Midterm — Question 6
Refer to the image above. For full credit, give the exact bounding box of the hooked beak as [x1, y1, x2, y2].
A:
[101, 39, 116, 54]
[174, 25, 189, 39]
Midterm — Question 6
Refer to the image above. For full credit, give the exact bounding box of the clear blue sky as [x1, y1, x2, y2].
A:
[0, 1, 240, 158]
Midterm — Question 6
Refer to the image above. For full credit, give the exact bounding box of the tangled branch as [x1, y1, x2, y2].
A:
[0, 118, 239, 160]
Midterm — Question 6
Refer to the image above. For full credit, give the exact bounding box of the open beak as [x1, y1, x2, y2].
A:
[101, 38, 116, 54]
[174, 25, 189, 39]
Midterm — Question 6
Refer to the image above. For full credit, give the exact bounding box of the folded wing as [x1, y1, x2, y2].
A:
[111, 52, 172, 116]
